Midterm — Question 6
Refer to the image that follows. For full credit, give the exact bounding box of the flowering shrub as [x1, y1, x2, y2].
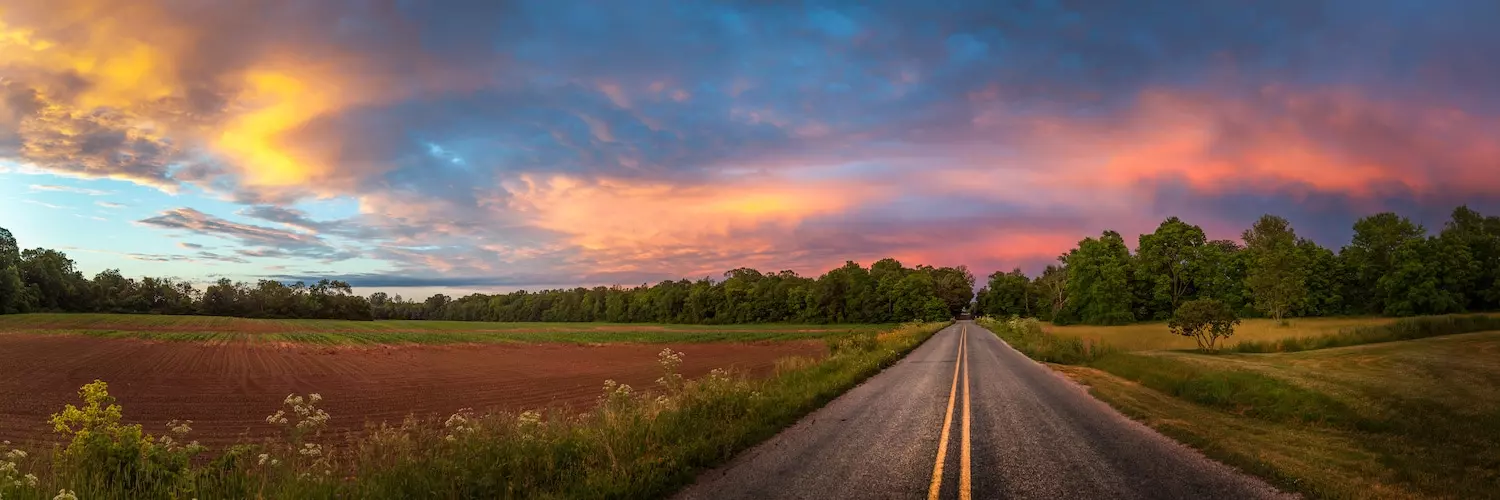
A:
[46, 380, 206, 498]
[1, 441, 39, 494]
[262, 393, 335, 481]
[443, 408, 478, 442]
[656, 348, 685, 393]
[266, 393, 330, 441]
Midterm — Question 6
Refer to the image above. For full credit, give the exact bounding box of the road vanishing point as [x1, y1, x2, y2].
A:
[676, 321, 1292, 500]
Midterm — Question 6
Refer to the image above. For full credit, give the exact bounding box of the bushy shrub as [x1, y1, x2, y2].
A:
[1168, 299, 1241, 352]
[47, 380, 207, 498]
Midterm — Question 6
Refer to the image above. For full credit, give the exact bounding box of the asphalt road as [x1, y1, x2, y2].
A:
[675, 321, 1292, 500]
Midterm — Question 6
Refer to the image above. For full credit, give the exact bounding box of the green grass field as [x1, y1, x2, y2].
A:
[0, 313, 894, 345]
[986, 315, 1500, 499]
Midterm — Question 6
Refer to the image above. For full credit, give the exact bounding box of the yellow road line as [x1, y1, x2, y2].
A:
[960, 324, 972, 500]
[928, 325, 966, 500]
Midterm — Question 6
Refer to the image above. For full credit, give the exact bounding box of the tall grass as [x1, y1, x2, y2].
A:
[0, 321, 949, 499]
[1227, 314, 1500, 353]
[977, 316, 1117, 364]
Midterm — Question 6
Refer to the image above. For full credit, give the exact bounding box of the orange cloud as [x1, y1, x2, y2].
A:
[500, 174, 884, 274]
[1031, 86, 1500, 198]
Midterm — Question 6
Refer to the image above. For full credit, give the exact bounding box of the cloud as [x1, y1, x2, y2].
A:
[95, 201, 126, 209]
[30, 184, 112, 196]
[127, 251, 250, 265]
[6, 0, 1500, 285]
[23, 199, 69, 209]
[137, 208, 356, 261]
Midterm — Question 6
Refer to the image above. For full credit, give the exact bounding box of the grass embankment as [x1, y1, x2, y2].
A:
[0, 321, 950, 499]
[981, 316, 1500, 499]
[0, 313, 894, 345]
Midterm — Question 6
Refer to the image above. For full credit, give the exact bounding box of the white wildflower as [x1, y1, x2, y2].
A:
[167, 419, 193, 436]
[257, 453, 269, 466]
[299, 443, 322, 457]
[54, 490, 77, 500]
[24, 474, 37, 487]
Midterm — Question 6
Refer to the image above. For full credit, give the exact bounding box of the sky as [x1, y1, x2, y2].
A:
[2, 0, 1499, 295]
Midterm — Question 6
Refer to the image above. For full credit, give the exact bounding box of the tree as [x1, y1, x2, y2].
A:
[18, 248, 90, 311]
[1341, 212, 1426, 314]
[1440, 206, 1499, 311]
[891, 272, 947, 321]
[1136, 217, 1208, 318]
[0, 227, 22, 314]
[928, 265, 975, 318]
[1168, 298, 1241, 352]
[980, 268, 1031, 317]
[1058, 231, 1135, 325]
[1035, 263, 1068, 321]
[199, 278, 243, 316]
[1294, 240, 1344, 317]
[1242, 215, 1306, 323]
[1190, 240, 1249, 315]
[1378, 235, 1473, 316]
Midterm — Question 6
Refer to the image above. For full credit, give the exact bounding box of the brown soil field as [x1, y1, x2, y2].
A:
[0, 334, 823, 447]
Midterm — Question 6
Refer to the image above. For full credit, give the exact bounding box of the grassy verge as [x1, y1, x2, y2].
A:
[0, 321, 949, 499]
[979, 316, 1500, 499]
[983, 315, 1117, 364]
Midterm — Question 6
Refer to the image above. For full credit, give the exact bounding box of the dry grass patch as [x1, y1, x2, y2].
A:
[1043, 316, 1399, 352]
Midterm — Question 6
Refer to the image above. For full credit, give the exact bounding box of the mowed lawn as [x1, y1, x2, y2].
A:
[1043, 316, 1404, 351]
[0, 313, 894, 344]
[1054, 330, 1500, 499]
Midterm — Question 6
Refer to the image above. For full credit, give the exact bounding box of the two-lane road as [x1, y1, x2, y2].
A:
[676, 321, 1290, 499]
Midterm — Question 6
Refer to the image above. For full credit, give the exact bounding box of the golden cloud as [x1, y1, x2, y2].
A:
[0, 1, 392, 197]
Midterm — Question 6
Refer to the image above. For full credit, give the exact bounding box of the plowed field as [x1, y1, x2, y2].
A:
[0, 334, 823, 446]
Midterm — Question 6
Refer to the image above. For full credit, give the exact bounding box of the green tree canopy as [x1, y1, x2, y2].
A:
[1242, 215, 1306, 322]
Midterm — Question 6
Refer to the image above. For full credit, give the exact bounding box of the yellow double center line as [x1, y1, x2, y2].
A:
[928, 325, 972, 500]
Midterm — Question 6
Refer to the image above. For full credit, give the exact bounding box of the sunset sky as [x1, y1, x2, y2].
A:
[2, 1, 1498, 294]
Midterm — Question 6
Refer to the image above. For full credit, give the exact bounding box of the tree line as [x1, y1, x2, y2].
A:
[0, 227, 373, 320]
[975, 206, 1500, 325]
[370, 261, 975, 323]
[0, 226, 975, 323]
